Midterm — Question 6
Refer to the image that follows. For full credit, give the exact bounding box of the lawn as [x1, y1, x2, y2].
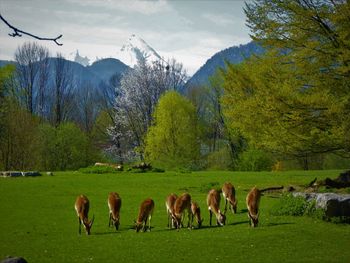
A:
[0, 170, 349, 262]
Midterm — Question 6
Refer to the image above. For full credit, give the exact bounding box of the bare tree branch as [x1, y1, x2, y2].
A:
[0, 14, 63, 46]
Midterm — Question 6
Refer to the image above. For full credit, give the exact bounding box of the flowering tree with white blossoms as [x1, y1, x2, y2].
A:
[108, 58, 187, 163]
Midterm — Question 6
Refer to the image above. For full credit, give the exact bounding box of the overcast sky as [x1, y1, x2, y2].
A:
[0, 0, 251, 75]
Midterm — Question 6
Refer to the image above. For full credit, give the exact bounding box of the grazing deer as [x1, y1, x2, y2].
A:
[108, 192, 122, 230]
[135, 198, 155, 232]
[75, 194, 94, 235]
[246, 186, 283, 227]
[222, 182, 238, 215]
[207, 189, 226, 226]
[165, 193, 178, 228]
[173, 193, 192, 230]
[191, 201, 203, 228]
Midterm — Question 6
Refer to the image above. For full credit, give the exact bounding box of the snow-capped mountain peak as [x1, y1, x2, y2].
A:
[117, 34, 161, 67]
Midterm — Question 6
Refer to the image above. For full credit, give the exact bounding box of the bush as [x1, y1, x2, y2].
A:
[236, 148, 273, 171]
[270, 195, 309, 216]
[270, 194, 325, 219]
[206, 147, 234, 170]
[39, 123, 99, 170]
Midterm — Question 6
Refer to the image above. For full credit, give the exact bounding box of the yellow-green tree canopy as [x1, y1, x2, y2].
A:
[145, 91, 200, 169]
[222, 0, 350, 160]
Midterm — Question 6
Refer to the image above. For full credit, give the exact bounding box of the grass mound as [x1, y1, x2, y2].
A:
[78, 165, 120, 174]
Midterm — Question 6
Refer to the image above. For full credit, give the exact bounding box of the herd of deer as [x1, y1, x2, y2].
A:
[74, 182, 263, 235]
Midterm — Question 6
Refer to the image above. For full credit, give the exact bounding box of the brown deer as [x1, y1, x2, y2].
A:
[165, 193, 178, 228]
[246, 186, 283, 227]
[108, 192, 122, 230]
[207, 189, 226, 226]
[191, 201, 203, 228]
[172, 193, 192, 230]
[222, 182, 238, 214]
[135, 198, 155, 232]
[75, 195, 94, 235]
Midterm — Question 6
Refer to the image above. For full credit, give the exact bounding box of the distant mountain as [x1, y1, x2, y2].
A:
[0, 57, 130, 93]
[73, 50, 90, 67]
[117, 34, 162, 67]
[88, 58, 130, 82]
[186, 42, 264, 87]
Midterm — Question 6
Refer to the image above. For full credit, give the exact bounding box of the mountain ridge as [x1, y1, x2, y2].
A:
[186, 41, 264, 87]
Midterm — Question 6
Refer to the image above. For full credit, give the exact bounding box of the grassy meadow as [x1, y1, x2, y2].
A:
[0, 170, 349, 262]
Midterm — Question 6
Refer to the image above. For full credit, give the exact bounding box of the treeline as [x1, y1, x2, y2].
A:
[220, 0, 350, 170]
[0, 43, 111, 171]
[1, 0, 349, 171]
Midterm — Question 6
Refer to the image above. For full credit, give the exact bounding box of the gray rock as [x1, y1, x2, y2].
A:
[1, 257, 28, 263]
[293, 192, 350, 217]
[21, 171, 41, 177]
[8, 172, 22, 177]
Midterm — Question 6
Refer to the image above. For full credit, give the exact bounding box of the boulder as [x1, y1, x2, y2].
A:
[337, 170, 350, 183]
[21, 171, 41, 177]
[293, 192, 350, 217]
[6, 171, 22, 177]
[1, 257, 28, 263]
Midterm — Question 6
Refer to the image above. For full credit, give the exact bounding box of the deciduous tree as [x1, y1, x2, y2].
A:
[108, 58, 187, 162]
[144, 91, 200, 169]
[222, 0, 350, 168]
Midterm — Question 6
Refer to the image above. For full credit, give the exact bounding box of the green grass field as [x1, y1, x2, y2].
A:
[0, 170, 349, 262]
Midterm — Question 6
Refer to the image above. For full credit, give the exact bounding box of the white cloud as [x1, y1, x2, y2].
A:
[202, 13, 235, 27]
[66, 0, 172, 15]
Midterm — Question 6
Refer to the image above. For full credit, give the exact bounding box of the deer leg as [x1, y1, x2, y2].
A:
[209, 210, 213, 226]
[142, 218, 147, 232]
[248, 212, 252, 226]
[108, 213, 112, 227]
[224, 199, 228, 215]
[191, 212, 194, 229]
[230, 204, 234, 214]
[148, 215, 152, 232]
[189, 211, 193, 229]
[167, 211, 170, 228]
[186, 211, 190, 229]
[78, 218, 81, 235]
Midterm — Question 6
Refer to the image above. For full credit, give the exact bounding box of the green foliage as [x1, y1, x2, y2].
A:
[0, 103, 41, 170]
[270, 195, 311, 216]
[270, 194, 326, 221]
[222, 0, 350, 167]
[322, 154, 350, 170]
[145, 91, 200, 169]
[237, 147, 273, 171]
[39, 122, 97, 170]
[206, 146, 233, 170]
[79, 165, 119, 174]
[91, 110, 113, 149]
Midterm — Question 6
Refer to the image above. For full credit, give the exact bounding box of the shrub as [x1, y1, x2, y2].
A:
[270, 194, 325, 220]
[236, 148, 273, 171]
[206, 147, 234, 170]
[270, 195, 309, 216]
[39, 122, 99, 170]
